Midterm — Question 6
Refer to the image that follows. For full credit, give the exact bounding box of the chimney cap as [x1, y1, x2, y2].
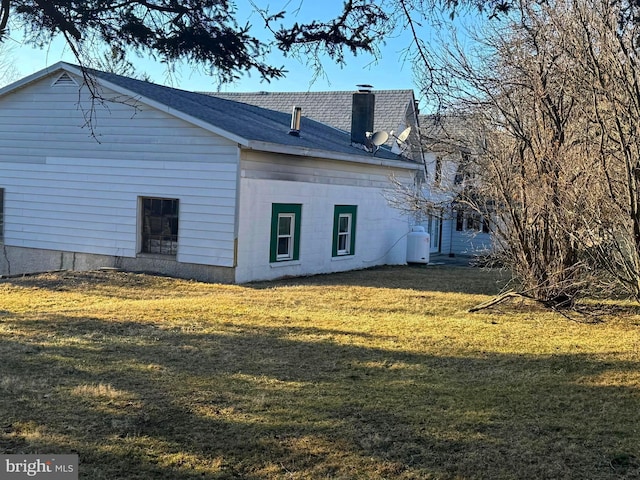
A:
[356, 84, 374, 93]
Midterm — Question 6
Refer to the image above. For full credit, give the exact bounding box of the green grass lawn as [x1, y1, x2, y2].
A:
[0, 265, 638, 479]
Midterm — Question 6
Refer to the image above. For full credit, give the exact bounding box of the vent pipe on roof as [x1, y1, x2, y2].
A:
[289, 106, 302, 136]
[351, 86, 375, 148]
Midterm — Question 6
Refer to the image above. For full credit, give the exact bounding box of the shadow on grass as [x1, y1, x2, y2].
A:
[2, 265, 510, 296]
[1, 314, 639, 479]
[248, 265, 512, 296]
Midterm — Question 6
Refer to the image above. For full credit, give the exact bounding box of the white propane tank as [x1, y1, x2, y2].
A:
[406, 226, 430, 264]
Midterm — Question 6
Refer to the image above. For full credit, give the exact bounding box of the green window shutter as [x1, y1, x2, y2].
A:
[332, 205, 357, 257]
[270, 203, 302, 263]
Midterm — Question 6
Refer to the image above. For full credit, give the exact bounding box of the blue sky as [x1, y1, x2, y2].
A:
[8, 1, 455, 102]
[13, 30, 418, 93]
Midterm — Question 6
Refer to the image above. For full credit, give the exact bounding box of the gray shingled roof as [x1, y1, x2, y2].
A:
[206, 90, 415, 133]
[75, 66, 406, 162]
[208, 90, 424, 162]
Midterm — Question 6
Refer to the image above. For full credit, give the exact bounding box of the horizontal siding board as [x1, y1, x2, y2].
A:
[180, 224, 235, 238]
[0, 130, 235, 146]
[44, 157, 239, 172]
[0, 143, 232, 157]
[3, 183, 237, 206]
[0, 173, 237, 193]
[0, 156, 45, 165]
[10, 232, 136, 252]
[7, 211, 136, 229]
[0, 124, 223, 141]
[16, 223, 133, 242]
[0, 148, 232, 163]
[185, 204, 237, 216]
[0, 157, 238, 172]
[179, 253, 234, 267]
[179, 225, 235, 241]
[15, 197, 134, 211]
[12, 201, 136, 218]
[0, 118, 221, 135]
[178, 235, 235, 250]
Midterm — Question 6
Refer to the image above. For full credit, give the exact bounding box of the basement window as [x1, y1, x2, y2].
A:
[140, 197, 179, 255]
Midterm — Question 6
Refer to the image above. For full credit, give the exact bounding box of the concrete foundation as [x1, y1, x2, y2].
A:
[0, 245, 235, 283]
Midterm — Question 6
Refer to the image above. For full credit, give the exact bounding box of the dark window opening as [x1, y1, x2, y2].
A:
[456, 209, 464, 231]
[141, 197, 179, 255]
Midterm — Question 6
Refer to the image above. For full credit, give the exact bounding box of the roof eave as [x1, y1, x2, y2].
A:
[245, 141, 422, 170]
[9, 62, 252, 147]
[0, 61, 70, 98]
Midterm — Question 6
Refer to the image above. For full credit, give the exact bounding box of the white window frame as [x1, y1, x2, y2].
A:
[336, 213, 352, 256]
[276, 213, 295, 261]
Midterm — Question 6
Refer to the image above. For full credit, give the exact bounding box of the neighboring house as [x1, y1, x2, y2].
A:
[419, 114, 493, 257]
[0, 62, 422, 283]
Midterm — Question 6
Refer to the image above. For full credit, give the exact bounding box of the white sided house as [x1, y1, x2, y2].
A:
[0, 63, 422, 283]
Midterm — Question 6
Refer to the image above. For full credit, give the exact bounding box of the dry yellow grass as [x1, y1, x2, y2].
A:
[0, 266, 638, 479]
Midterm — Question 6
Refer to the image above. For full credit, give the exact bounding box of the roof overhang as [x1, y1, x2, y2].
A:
[245, 140, 422, 170]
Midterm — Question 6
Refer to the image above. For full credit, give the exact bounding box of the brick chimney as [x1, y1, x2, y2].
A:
[351, 85, 375, 148]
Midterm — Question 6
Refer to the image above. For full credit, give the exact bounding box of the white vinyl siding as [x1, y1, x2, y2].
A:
[2, 157, 237, 266]
[0, 74, 239, 267]
[0, 75, 238, 164]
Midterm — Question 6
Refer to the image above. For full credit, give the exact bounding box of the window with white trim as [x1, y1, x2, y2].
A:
[270, 204, 302, 262]
[277, 213, 295, 260]
[332, 205, 357, 257]
[337, 214, 352, 254]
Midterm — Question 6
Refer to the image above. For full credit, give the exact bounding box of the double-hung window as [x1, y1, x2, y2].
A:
[270, 204, 302, 262]
[277, 213, 295, 260]
[332, 205, 357, 257]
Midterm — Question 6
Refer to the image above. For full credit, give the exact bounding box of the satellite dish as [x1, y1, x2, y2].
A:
[371, 130, 389, 146]
[396, 127, 411, 143]
[391, 126, 412, 156]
